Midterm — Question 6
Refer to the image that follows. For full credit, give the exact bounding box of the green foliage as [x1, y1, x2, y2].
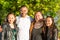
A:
[0, 0, 60, 38]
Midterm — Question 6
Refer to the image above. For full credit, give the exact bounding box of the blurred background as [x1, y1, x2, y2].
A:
[0, 0, 60, 39]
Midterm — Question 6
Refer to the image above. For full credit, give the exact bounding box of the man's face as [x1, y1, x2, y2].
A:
[20, 7, 28, 17]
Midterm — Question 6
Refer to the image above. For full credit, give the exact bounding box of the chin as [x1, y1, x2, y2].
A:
[47, 25, 50, 26]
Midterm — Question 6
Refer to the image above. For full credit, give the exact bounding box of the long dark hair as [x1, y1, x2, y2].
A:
[45, 16, 57, 39]
[46, 16, 56, 29]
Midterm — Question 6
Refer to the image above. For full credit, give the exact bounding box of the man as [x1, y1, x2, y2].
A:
[16, 5, 32, 40]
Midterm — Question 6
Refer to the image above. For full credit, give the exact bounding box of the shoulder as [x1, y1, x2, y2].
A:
[2, 23, 7, 27]
[30, 21, 35, 27]
[2, 23, 8, 29]
[16, 16, 20, 19]
[16, 16, 21, 24]
[27, 15, 33, 22]
[53, 27, 58, 32]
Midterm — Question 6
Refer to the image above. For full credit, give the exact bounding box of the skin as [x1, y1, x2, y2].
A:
[35, 12, 43, 22]
[8, 14, 16, 28]
[20, 7, 28, 18]
[8, 14, 15, 24]
[46, 17, 53, 28]
[0, 25, 2, 32]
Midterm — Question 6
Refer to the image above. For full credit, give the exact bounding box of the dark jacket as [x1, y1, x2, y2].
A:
[0, 32, 2, 40]
[30, 21, 45, 40]
[2, 23, 19, 40]
[46, 26, 58, 40]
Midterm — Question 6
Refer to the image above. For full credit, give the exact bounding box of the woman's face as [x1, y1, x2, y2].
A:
[35, 12, 43, 22]
[8, 14, 15, 24]
[46, 17, 53, 27]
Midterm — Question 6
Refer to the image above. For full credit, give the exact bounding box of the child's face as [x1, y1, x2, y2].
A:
[46, 17, 53, 27]
[8, 14, 15, 24]
[35, 12, 43, 21]
[20, 7, 28, 17]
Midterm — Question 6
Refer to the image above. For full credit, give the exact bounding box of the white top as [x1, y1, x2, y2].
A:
[16, 15, 32, 40]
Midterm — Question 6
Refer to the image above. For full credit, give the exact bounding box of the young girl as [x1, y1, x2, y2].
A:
[45, 16, 58, 40]
[2, 12, 19, 40]
[30, 11, 45, 40]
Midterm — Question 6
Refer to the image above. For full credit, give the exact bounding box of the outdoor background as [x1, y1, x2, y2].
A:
[0, 0, 60, 38]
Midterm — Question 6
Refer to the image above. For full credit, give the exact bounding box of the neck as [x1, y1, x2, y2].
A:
[48, 26, 52, 29]
[9, 23, 14, 25]
[35, 20, 39, 22]
[21, 14, 27, 18]
[21, 15, 27, 18]
[9, 23, 14, 29]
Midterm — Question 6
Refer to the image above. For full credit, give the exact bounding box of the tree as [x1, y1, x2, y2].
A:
[0, 0, 60, 37]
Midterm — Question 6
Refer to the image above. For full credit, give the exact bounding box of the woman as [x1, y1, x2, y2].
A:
[30, 11, 45, 40]
[2, 12, 19, 40]
[45, 16, 58, 40]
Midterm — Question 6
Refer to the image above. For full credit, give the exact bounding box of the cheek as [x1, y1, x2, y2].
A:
[46, 21, 52, 26]
[8, 18, 15, 22]
[24, 10, 28, 14]
[8, 18, 11, 21]
[12, 18, 15, 22]
[39, 15, 43, 19]
[50, 21, 52, 25]
[35, 16, 39, 19]
[8, 19, 11, 23]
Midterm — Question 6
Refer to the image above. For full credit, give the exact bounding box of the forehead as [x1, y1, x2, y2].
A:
[21, 7, 27, 10]
[35, 12, 42, 15]
[47, 17, 52, 20]
[8, 14, 14, 17]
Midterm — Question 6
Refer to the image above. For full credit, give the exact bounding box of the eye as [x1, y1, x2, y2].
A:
[11, 17, 14, 19]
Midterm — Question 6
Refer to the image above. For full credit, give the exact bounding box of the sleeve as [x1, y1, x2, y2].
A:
[30, 16, 33, 22]
[16, 16, 20, 25]
[16, 16, 18, 24]
[54, 28, 58, 40]
[2, 24, 7, 40]
[16, 27, 19, 40]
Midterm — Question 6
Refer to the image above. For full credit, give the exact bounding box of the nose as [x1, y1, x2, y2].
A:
[9, 20, 11, 22]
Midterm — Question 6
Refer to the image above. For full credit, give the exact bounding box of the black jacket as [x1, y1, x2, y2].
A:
[2, 23, 19, 40]
[45, 26, 58, 40]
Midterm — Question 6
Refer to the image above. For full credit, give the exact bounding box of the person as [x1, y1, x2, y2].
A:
[30, 11, 45, 40]
[45, 16, 58, 40]
[0, 25, 2, 40]
[2, 12, 18, 40]
[16, 5, 32, 40]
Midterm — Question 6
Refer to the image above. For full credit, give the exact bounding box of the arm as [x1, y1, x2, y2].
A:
[54, 29, 58, 40]
[2, 24, 7, 40]
[0, 25, 2, 32]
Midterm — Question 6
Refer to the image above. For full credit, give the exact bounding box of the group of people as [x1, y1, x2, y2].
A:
[0, 5, 58, 40]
